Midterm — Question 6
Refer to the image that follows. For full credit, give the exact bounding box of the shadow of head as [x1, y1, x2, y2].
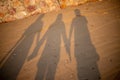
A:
[74, 9, 81, 16]
[37, 14, 45, 21]
[56, 13, 63, 20]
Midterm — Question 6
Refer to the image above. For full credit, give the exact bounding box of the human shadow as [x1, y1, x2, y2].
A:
[0, 14, 44, 80]
[29, 14, 69, 80]
[69, 9, 101, 80]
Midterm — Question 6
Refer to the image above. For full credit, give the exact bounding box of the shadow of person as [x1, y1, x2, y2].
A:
[0, 14, 44, 80]
[69, 9, 101, 80]
[31, 13, 69, 80]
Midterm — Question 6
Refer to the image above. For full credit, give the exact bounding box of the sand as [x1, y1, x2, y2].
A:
[0, 0, 120, 80]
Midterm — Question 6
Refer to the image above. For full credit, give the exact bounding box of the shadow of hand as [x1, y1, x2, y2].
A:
[27, 53, 37, 61]
[65, 41, 71, 61]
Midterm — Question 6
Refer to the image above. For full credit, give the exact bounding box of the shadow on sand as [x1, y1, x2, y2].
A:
[28, 14, 69, 80]
[69, 9, 100, 80]
[0, 14, 44, 80]
[0, 9, 100, 80]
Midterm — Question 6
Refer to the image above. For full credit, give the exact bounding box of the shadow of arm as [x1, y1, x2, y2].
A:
[62, 25, 71, 61]
[27, 32, 47, 61]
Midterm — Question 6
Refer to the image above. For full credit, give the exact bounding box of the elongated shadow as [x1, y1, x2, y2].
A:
[29, 14, 69, 80]
[0, 14, 44, 80]
[69, 9, 101, 80]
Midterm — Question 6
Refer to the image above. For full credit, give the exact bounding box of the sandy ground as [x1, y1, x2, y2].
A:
[0, 0, 120, 80]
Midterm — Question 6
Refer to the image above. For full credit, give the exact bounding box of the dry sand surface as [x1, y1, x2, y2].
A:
[0, 0, 120, 80]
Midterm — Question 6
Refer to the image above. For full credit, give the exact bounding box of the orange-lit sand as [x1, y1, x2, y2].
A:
[0, 0, 120, 80]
